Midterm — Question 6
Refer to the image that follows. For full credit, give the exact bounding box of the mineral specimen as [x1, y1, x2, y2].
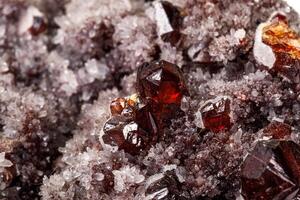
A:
[200, 97, 232, 133]
[0, 0, 299, 199]
[241, 140, 300, 200]
[254, 14, 300, 83]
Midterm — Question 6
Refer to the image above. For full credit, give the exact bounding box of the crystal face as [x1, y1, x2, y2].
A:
[137, 60, 187, 106]
[241, 140, 300, 200]
[254, 15, 300, 83]
[200, 97, 231, 133]
[153, 1, 183, 46]
[145, 171, 191, 200]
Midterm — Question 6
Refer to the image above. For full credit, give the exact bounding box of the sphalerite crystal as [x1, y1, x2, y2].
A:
[29, 16, 47, 36]
[241, 140, 300, 200]
[263, 121, 291, 139]
[137, 60, 187, 106]
[200, 97, 232, 133]
[103, 95, 159, 154]
[153, 1, 184, 46]
[145, 171, 191, 200]
[103, 60, 187, 154]
[254, 14, 300, 83]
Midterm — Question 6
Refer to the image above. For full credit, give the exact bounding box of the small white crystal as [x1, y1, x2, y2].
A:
[153, 1, 173, 35]
[253, 22, 276, 69]
[0, 152, 13, 169]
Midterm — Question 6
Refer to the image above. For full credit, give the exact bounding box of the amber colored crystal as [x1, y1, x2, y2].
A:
[137, 60, 188, 106]
[263, 121, 291, 139]
[261, 17, 300, 83]
[262, 18, 300, 59]
[241, 140, 300, 200]
[29, 16, 47, 36]
[161, 30, 183, 47]
[110, 94, 139, 117]
[200, 97, 231, 133]
[110, 97, 126, 116]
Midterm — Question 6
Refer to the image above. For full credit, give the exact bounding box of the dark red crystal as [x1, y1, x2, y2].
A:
[103, 103, 158, 154]
[137, 60, 187, 106]
[29, 16, 47, 36]
[103, 60, 187, 154]
[241, 140, 300, 200]
[263, 121, 291, 139]
[200, 97, 231, 133]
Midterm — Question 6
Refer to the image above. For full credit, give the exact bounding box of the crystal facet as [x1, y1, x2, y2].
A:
[153, 1, 183, 46]
[241, 140, 300, 200]
[103, 60, 187, 154]
[200, 97, 231, 133]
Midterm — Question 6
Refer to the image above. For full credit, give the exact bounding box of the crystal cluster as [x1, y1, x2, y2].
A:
[254, 14, 300, 83]
[241, 140, 300, 200]
[0, 0, 300, 199]
[102, 60, 187, 154]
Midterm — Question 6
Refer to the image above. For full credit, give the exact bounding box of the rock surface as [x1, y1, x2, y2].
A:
[0, 0, 299, 200]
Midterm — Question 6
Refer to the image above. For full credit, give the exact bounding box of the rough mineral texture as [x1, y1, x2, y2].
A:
[0, 0, 300, 200]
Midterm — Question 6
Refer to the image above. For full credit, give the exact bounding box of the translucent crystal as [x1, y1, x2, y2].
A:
[241, 140, 300, 200]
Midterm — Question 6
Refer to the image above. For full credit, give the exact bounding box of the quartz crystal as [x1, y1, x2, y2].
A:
[254, 15, 300, 83]
[241, 140, 300, 200]
[200, 97, 232, 133]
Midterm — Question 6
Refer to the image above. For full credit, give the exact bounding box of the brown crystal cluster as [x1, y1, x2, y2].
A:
[241, 122, 300, 200]
[260, 15, 300, 82]
[102, 60, 188, 154]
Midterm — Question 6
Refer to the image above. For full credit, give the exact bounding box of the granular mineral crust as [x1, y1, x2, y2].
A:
[0, 0, 300, 200]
